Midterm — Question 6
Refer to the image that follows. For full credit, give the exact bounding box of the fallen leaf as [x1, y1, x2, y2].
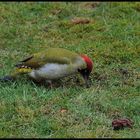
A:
[60, 108, 67, 113]
[51, 9, 61, 15]
[112, 118, 133, 130]
[71, 17, 90, 25]
[84, 2, 100, 9]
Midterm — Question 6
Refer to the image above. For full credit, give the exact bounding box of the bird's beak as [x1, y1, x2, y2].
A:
[83, 74, 90, 88]
[79, 69, 90, 88]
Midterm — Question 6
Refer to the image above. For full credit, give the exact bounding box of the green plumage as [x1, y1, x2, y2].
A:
[16, 48, 81, 69]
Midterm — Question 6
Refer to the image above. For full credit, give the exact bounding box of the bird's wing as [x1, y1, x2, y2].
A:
[15, 51, 73, 69]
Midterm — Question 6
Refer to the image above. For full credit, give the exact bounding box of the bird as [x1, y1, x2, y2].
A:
[0, 48, 93, 87]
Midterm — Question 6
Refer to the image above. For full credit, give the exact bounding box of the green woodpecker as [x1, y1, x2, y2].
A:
[0, 48, 93, 87]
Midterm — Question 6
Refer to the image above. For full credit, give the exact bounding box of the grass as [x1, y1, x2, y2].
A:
[0, 2, 140, 138]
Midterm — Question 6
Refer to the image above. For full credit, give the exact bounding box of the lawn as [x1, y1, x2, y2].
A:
[0, 2, 140, 138]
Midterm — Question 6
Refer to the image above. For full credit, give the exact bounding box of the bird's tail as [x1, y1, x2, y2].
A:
[0, 67, 32, 82]
[0, 75, 15, 82]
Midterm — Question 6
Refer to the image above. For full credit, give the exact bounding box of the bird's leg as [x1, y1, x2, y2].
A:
[46, 80, 53, 89]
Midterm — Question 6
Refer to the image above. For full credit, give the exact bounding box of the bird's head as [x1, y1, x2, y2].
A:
[78, 54, 93, 87]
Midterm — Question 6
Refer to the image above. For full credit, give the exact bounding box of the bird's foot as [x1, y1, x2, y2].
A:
[47, 80, 53, 89]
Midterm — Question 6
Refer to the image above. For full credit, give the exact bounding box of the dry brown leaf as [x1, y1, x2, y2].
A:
[112, 118, 133, 130]
[71, 17, 90, 25]
[60, 108, 67, 113]
[84, 2, 100, 9]
[51, 9, 61, 15]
